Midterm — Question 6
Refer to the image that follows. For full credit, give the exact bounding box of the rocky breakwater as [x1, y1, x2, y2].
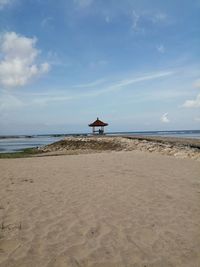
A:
[38, 136, 200, 160]
[38, 136, 126, 154]
[123, 136, 200, 161]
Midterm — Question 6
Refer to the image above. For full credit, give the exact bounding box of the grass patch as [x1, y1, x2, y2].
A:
[0, 147, 41, 159]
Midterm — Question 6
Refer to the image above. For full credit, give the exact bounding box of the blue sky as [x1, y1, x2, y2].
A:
[0, 0, 200, 134]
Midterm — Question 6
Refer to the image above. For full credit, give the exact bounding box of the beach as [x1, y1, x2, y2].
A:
[0, 143, 200, 266]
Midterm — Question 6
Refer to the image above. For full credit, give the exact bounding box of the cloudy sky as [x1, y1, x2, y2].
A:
[0, 0, 200, 134]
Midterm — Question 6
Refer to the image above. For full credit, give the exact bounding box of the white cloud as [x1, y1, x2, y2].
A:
[0, 32, 50, 88]
[0, 93, 25, 111]
[131, 10, 168, 33]
[132, 10, 141, 32]
[161, 113, 170, 123]
[73, 78, 106, 88]
[132, 10, 140, 31]
[183, 93, 200, 108]
[0, 0, 12, 9]
[0, 69, 176, 111]
[108, 71, 174, 91]
[194, 117, 200, 122]
[31, 70, 175, 104]
[105, 15, 110, 23]
[41, 17, 53, 28]
[54, 70, 174, 98]
[157, 44, 165, 53]
[152, 12, 167, 23]
[74, 0, 93, 8]
[89, 60, 108, 69]
[193, 79, 200, 88]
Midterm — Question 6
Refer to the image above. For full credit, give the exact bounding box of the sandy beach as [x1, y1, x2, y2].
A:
[0, 147, 200, 267]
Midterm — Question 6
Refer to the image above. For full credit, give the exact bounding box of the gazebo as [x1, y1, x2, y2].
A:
[88, 117, 108, 135]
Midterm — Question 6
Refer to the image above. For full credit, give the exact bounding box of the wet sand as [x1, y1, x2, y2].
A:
[0, 150, 200, 267]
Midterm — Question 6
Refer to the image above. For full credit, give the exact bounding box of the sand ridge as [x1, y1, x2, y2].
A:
[0, 150, 200, 266]
[37, 136, 200, 161]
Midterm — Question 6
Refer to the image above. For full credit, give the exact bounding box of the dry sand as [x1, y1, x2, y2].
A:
[0, 150, 200, 267]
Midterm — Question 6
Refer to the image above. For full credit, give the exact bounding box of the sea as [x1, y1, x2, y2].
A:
[0, 130, 200, 153]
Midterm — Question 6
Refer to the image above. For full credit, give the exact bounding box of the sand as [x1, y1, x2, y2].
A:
[0, 150, 200, 267]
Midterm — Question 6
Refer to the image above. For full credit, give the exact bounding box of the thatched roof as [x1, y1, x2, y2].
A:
[88, 118, 108, 127]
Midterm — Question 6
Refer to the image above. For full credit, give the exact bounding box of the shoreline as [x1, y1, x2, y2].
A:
[0, 135, 200, 160]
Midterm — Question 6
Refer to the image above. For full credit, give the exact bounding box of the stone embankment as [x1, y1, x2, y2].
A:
[38, 136, 200, 160]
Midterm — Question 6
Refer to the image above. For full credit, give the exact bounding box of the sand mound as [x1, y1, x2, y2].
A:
[40, 137, 124, 152]
[38, 136, 200, 161]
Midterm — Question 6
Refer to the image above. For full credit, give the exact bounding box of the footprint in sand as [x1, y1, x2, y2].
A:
[86, 226, 100, 239]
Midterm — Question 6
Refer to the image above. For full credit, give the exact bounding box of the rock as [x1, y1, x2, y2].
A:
[174, 152, 187, 159]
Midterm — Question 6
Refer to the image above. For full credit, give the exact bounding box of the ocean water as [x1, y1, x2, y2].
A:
[0, 136, 63, 153]
[109, 130, 200, 139]
[0, 130, 200, 153]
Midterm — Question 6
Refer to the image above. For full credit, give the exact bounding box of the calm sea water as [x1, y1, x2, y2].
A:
[109, 130, 200, 139]
[0, 136, 63, 153]
[0, 130, 200, 153]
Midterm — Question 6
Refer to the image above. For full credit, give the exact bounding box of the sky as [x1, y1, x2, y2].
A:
[0, 0, 200, 134]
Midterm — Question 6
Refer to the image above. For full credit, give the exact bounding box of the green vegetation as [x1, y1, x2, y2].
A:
[0, 148, 41, 159]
